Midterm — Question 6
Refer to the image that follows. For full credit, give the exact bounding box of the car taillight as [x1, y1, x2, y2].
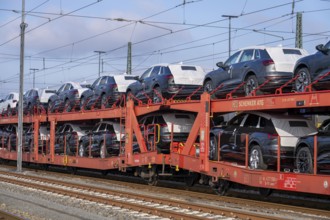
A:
[111, 84, 118, 91]
[262, 59, 274, 66]
[71, 90, 79, 97]
[166, 75, 175, 84]
[267, 133, 278, 139]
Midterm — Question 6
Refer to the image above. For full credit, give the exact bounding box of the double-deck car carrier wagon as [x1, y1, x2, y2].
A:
[0, 75, 330, 197]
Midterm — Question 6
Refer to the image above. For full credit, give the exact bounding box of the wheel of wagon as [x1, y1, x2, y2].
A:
[64, 99, 72, 112]
[249, 145, 267, 170]
[78, 143, 85, 157]
[212, 179, 231, 196]
[152, 86, 162, 103]
[259, 187, 273, 197]
[295, 147, 313, 174]
[99, 141, 109, 159]
[101, 94, 108, 109]
[294, 67, 311, 92]
[184, 173, 199, 187]
[244, 75, 258, 96]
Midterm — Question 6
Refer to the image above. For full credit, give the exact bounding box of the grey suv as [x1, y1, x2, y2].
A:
[126, 64, 205, 103]
[293, 41, 330, 92]
[203, 46, 307, 98]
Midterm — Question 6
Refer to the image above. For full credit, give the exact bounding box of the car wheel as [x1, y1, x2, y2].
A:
[48, 101, 54, 113]
[126, 91, 133, 101]
[80, 96, 86, 110]
[249, 145, 267, 170]
[100, 142, 108, 159]
[7, 106, 11, 116]
[152, 87, 162, 103]
[209, 135, 218, 161]
[64, 99, 72, 112]
[244, 75, 258, 96]
[78, 143, 85, 157]
[295, 146, 313, 173]
[204, 80, 213, 93]
[294, 67, 311, 92]
[101, 94, 108, 109]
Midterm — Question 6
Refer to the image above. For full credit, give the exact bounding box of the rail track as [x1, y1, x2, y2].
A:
[0, 169, 301, 220]
[0, 164, 329, 219]
[0, 210, 22, 220]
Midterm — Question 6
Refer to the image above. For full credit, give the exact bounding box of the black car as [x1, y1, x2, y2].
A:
[293, 41, 330, 92]
[23, 125, 50, 154]
[78, 121, 123, 158]
[22, 88, 56, 114]
[1, 125, 18, 151]
[137, 112, 195, 153]
[80, 76, 116, 110]
[295, 119, 330, 174]
[203, 46, 307, 98]
[48, 82, 89, 113]
[209, 112, 316, 170]
[54, 123, 92, 155]
[126, 64, 205, 103]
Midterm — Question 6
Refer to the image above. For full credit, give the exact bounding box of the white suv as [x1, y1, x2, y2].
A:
[0, 92, 19, 115]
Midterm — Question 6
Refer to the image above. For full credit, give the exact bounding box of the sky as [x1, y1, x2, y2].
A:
[0, 0, 329, 97]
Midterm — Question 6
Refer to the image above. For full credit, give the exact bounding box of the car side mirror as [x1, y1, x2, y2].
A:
[216, 62, 226, 69]
[316, 44, 328, 55]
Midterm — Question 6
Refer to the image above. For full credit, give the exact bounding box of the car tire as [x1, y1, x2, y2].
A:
[80, 96, 86, 110]
[78, 143, 85, 157]
[126, 91, 133, 101]
[152, 87, 162, 103]
[64, 99, 72, 112]
[101, 94, 108, 109]
[249, 145, 267, 170]
[100, 142, 108, 159]
[209, 135, 218, 161]
[7, 106, 11, 116]
[204, 80, 213, 93]
[244, 75, 258, 96]
[295, 146, 313, 174]
[294, 67, 312, 92]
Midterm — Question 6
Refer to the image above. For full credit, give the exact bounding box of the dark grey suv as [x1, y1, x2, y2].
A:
[293, 41, 330, 92]
[126, 64, 205, 103]
[203, 46, 307, 98]
[80, 76, 119, 110]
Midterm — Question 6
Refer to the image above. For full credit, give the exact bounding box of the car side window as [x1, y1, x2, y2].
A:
[92, 77, 101, 88]
[224, 51, 241, 66]
[154, 116, 166, 124]
[57, 84, 65, 93]
[150, 66, 161, 76]
[239, 49, 254, 62]
[144, 116, 154, 125]
[140, 68, 152, 80]
[106, 124, 115, 133]
[99, 123, 107, 131]
[100, 77, 107, 85]
[160, 67, 171, 75]
[8, 94, 13, 100]
[244, 114, 259, 127]
[63, 84, 71, 91]
[259, 49, 271, 59]
[259, 117, 273, 128]
[228, 114, 246, 126]
[92, 124, 99, 132]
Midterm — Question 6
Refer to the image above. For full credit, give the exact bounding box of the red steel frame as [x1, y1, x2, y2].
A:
[0, 90, 329, 196]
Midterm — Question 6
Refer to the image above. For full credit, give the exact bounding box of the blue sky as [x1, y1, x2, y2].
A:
[0, 0, 329, 96]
